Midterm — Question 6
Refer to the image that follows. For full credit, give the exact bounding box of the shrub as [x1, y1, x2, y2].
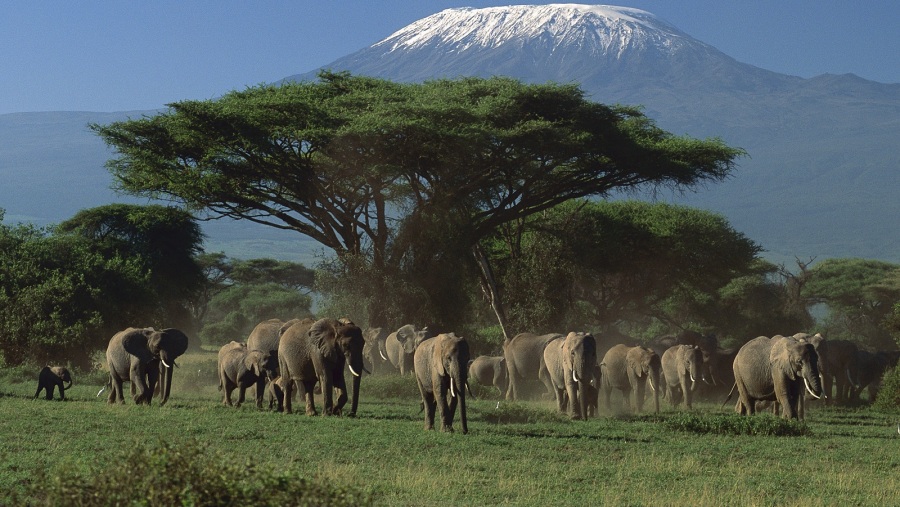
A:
[12, 439, 371, 506]
[664, 412, 812, 436]
[873, 367, 900, 411]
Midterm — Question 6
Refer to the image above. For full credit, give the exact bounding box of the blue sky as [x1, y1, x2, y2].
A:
[2, 1, 898, 114]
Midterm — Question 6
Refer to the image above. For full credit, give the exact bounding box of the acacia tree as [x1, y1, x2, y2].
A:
[92, 72, 744, 334]
[492, 200, 763, 337]
[802, 258, 900, 349]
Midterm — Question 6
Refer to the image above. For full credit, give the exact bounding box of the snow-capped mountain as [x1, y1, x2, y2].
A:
[2, 4, 899, 262]
[377, 5, 689, 58]
[283, 4, 900, 262]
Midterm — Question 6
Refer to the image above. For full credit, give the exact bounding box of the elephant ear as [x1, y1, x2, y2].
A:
[627, 352, 643, 378]
[772, 339, 797, 381]
[122, 328, 155, 364]
[309, 318, 338, 358]
[396, 324, 415, 344]
[155, 329, 189, 360]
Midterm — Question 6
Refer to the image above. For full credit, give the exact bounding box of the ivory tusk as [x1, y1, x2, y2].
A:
[689, 372, 696, 383]
[573, 369, 579, 383]
[450, 378, 457, 398]
[161, 358, 171, 369]
[96, 386, 106, 397]
[379, 350, 388, 361]
[348, 364, 361, 377]
[803, 377, 821, 399]
[648, 377, 656, 392]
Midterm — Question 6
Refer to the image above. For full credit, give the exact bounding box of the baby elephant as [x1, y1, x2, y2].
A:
[218, 341, 278, 408]
[265, 376, 286, 412]
[34, 366, 73, 400]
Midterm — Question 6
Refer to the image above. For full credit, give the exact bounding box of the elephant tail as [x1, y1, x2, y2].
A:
[721, 383, 737, 408]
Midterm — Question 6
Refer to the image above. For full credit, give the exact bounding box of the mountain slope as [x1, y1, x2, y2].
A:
[285, 4, 900, 262]
[2, 4, 898, 263]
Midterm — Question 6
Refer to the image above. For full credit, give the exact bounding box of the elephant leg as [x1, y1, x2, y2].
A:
[236, 385, 247, 408]
[423, 392, 437, 430]
[255, 379, 265, 410]
[58, 384, 65, 401]
[303, 381, 318, 416]
[445, 392, 459, 432]
[283, 377, 294, 414]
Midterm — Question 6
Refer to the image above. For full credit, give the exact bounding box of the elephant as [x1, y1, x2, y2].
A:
[731, 335, 823, 419]
[363, 327, 391, 375]
[467, 355, 508, 395]
[600, 344, 661, 414]
[34, 366, 72, 400]
[105, 327, 189, 405]
[385, 324, 431, 375]
[661, 345, 703, 409]
[217, 341, 279, 408]
[542, 332, 598, 419]
[414, 332, 470, 434]
[278, 317, 365, 416]
[265, 376, 286, 411]
[817, 337, 860, 404]
[502, 332, 562, 401]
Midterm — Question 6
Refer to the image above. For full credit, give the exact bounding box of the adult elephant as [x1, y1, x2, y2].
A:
[600, 344, 661, 414]
[385, 324, 430, 375]
[278, 317, 365, 416]
[217, 341, 278, 408]
[543, 332, 597, 419]
[363, 327, 390, 375]
[503, 332, 561, 401]
[818, 338, 860, 404]
[849, 349, 897, 403]
[661, 345, 703, 409]
[414, 332, 470, 434]
[468, 355, 508, 395]
[34, 366, 73, 400]
[106, 327, 189, 405]
[247, 318, 302, 363]
[731, 335, 823, 419]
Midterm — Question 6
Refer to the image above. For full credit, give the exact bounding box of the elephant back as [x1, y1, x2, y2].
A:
[247, 318, 287, 355]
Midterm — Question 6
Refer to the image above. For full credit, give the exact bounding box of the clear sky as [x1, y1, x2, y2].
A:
[2, 1, 898, 114]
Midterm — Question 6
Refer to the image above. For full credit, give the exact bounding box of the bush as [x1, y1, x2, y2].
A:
[12, 439, 371, 506]
[873, 367, 900, 411]
[664, 412, 812, 436]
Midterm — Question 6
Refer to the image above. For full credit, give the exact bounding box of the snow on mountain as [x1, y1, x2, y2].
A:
[375, 4, 692, 59]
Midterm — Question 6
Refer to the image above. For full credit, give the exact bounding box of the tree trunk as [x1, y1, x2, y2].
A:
[472, 243, 510, 342]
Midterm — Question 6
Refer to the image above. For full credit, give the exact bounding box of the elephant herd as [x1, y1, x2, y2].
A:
[30, 320, 896, 429]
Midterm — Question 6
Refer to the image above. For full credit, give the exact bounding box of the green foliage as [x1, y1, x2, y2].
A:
[11, 439, 370, 507]
[492, 200, 763, 336]
[803, 258, 900, 348]
[664, 412, 812, 436]
[199, 282, 311, 346]
[0, 213, 150, 368]
[872, 367, 900, 410]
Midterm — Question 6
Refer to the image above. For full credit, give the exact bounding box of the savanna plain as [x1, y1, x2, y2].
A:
[1, 350, 897, 506]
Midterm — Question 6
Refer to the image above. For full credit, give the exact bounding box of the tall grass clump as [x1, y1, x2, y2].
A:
[872, 367, 900, 411]
[664, 412, 812, 436]
[11, 439, 372, 507]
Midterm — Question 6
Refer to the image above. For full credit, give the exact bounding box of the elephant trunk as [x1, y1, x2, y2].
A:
[160, 363, 174, 406]
[459, 384, 468, 434]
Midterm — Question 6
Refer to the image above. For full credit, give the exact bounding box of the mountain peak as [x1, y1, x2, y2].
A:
[374, 4, 689, 58]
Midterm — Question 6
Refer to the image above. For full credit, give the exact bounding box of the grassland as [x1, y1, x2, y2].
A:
[1, 349, 897, 506]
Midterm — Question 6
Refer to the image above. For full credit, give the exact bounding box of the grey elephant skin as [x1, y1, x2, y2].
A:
[265, 375, 286, 411]
[278, 317, 365, 416]
[34, 366, 72, 400]
[414, 332, 470, 434]
[543, 332, 597, 419]
[385, 324, 430, 375]
[503, 332, 561, 401]
[468, 355, 508, 395]
[600, 344, 661, 414]
[732, 335, 823, 419]
[817, 337, 860, 404]
[363, 327, 390, 375]
[105, 327, 189, 405]
[217, 341, 278, 408]
[661, 345, 703, 409]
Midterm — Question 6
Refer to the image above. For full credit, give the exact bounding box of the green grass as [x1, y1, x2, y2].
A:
[1, 350, 898, 506]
